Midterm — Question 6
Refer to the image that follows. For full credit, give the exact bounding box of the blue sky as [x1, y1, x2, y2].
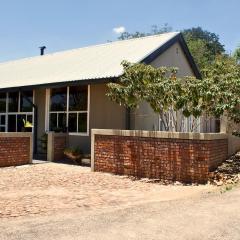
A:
[0, 0, 239, 62]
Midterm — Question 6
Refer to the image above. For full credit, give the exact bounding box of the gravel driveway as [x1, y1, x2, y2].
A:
[0, 162, 212, 219]
[0, 184, 240, 240]
[1, 162, 238, 240]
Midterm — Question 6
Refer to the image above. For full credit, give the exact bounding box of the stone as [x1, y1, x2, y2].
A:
[216, 180, 224, 186]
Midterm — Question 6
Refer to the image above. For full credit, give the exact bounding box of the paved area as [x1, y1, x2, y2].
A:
[3, 162, 239, 240]
[0, 163, 212, 219]
[0, 184, 240, 240]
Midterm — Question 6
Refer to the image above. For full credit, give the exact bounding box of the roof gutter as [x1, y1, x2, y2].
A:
[0, 76, 119, 93]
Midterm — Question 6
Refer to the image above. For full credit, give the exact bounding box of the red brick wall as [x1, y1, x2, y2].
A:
[0, 137, 31, 167]
[208, 140, 228, 171]
[53, 135, 67, 161]
[94, 135, 228, 183]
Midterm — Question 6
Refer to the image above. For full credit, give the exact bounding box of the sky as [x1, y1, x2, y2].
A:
[0, 0, 239, 62]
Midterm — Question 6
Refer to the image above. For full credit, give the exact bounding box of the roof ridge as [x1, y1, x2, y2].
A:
[0, 32, 180, 66]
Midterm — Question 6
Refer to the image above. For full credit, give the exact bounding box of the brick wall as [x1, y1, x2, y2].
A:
[208, 140, 228, 171]
[0, 136, 31, 167]
[47, 133, 68, 162]
[93, 131, 228, 184]
[53, 135, 67, 161]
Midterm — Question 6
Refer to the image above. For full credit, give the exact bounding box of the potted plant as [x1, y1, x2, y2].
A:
[63, 147, 83, 164]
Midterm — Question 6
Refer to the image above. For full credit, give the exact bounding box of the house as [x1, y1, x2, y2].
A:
[0, 32, 215, 155]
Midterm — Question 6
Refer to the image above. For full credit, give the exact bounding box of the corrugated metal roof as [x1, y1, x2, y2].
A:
[0, 32, 179, 89]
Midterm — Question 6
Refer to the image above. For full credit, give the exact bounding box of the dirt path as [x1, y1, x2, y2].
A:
[0, 185, 240, 240]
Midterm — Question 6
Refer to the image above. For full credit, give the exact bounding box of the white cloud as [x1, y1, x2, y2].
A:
[113, 26, 126, 34]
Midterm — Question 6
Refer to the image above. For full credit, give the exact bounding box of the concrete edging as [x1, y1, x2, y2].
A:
[91, 129, 228, 140]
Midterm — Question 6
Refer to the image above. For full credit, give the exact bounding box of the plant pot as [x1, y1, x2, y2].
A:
[64, 151, 82, 164]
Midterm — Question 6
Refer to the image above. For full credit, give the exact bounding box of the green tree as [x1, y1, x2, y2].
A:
[182, 27, 225, 70]
[118, 25, 225, 72]
[107, 58, 240, 132]
[201, 55, 240, 122]
[107, 61, 203, 131]
[118, 23, 172, 40]
[233, 45, 240, 63]
[182, 27, 225, 56]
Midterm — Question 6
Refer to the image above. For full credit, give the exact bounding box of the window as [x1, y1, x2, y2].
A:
[48, 85, 89, 134]
[49, 87, 67, 132]
[50, 87, 67, 111]
[49, 112, 67, 132]
[0, 91, 34, 132]
[8, 92, 18, 112]
[8, 115, 16, 132]
[0, 114, 6, 132]
[20, 91, 33, 112]
[69, 86, 88, 111]
[0, 93, 6, 113]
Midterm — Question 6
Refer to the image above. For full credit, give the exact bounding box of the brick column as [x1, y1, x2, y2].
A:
[47, 132, 68, 161]
[0, 132, 33, 167]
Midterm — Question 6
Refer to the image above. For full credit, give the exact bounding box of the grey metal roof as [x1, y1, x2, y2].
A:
[0, 32, 180, 90]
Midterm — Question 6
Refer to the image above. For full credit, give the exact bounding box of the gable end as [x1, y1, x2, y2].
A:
[141, 33, 202, 79]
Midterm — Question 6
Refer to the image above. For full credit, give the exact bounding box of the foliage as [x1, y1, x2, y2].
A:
[118, 23, 172, 40]
[107, 61, 203, 131]
[201, 55, 240, 122]
[182, 27, 225, 55]
[107, 58, 240, 131]
[233, 46, 240, 63]
[117, 25, 225, 72]
[64, 147, 83, 164]
[64, 147, 82, 155]
[182, 27, 225, 71]
[64, 147, 82, 156]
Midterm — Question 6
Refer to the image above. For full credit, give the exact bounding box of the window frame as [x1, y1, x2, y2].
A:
[46, 85, 90, 136]
[0, 91, 35, 133]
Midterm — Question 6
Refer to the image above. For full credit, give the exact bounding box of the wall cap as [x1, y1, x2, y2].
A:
[91, 129, 228, 140]
[0, 132, 33, 138]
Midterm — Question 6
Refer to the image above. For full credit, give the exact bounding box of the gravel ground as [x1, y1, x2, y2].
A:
[1, 162, 239, 240]
[0, 162, 212, 219]
[0, 185, 240, 240]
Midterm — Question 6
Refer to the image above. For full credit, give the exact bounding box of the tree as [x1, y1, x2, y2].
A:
[118, 23, 172, 40]
[201, 55, 240, 122]
[107, 58, 240, 132]
[182, 27, 225, 56]
[117, 25, 225, 72]
[107, 61, 204, 132]
[233, 45, 240, 63]
[185, 38, 209, 71]
[182, 27, 225, 71]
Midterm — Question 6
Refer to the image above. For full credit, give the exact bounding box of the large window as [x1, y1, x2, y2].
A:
[0, 91, 34, 132]
[49, 85, 89, 134]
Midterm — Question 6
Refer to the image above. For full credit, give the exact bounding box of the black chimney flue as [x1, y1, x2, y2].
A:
[39, 46, 46, 55]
